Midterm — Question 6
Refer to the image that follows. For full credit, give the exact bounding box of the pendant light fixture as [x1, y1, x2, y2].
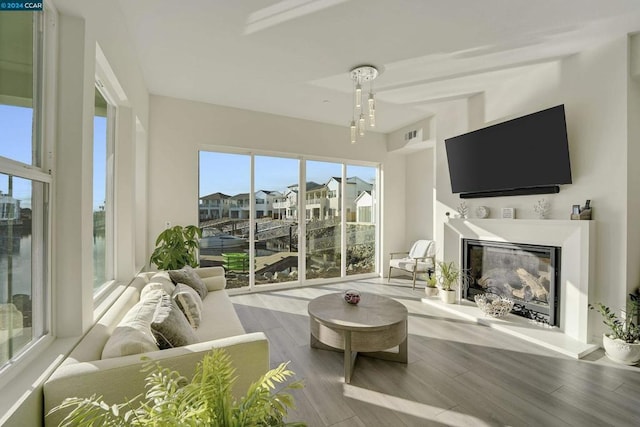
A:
[349, 65, 379, 144]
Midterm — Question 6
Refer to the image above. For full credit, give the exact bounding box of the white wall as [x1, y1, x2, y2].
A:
[405, 148, 435, 246]
[148, 95, 406, 276]
[427, 35, 637, 343]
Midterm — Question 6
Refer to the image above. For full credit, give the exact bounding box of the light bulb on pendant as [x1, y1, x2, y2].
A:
[358, 113, 365, 136]
[368, 93, 375, 127]
[350, 120, 357, 144]
[355, 82, 362, 109]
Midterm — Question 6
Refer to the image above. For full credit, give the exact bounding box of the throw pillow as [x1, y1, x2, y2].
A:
[168, 266, 208, 299]
[149, 271, 176, 294]
[140, 282, 166, 300]
[172, 283, 203, 328]
[151, 292, 198, 349]
[102, 290, 163, 359]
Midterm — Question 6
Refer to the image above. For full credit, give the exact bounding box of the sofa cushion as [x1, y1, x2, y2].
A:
[151, 292, 198, 349]
[101, 291, 161, 359]
[203, 275, 226, 291]
[172, 283, 203, 328]
[149, 271, 176, 294]
[195, 289, 245, 342]
[169, 266, 208, 299]
[141, 282, 166, 299]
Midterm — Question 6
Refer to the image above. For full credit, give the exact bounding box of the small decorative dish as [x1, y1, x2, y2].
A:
[474, 293, 514, 318]
[343, 290, 361, 305]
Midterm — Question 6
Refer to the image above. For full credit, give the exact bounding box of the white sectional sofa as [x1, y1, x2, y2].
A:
[43, 267, 269, 426]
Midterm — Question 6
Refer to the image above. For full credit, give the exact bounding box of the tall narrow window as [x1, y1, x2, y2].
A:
[0, 10, 50, 369]
[346, 165, 377, 275]
[254, 156, 299, 286]
[305, 161, 342, 280]
[198, 152, 250, 289]
[93, 87, 114, 290]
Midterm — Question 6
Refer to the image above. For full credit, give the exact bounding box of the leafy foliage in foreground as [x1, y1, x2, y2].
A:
[49, 349, 305, 426]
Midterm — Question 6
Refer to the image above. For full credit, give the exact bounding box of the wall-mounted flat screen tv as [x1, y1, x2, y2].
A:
[445, 105, 572, 198]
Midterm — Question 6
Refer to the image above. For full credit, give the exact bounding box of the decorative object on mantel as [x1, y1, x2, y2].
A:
[476, 206, 490, 219]
[344, 289, 361, 305]
[474, 293, 514, 318]
[457, 201, 468, 219]
[534, 198, 550, 219]
[349, 65, 379, 144]
[501, 207, 515, 219]
[571, 199, 592, 220]
[589, 294, 640, 365]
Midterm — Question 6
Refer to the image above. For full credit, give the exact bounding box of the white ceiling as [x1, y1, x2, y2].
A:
[109, 0, 640, 133]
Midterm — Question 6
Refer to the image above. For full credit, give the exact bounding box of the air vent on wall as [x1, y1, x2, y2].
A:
[404, 130, 418, 141]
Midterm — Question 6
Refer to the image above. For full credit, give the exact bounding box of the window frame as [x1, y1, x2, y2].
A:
[91, 79, 117, 300]
[0, 8, 54, 377]
[197, 146, 380, 293]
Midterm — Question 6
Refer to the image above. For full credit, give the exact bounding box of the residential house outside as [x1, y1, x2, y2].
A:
[199, 192, 230, 221]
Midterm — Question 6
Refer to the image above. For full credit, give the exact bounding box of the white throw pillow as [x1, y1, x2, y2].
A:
[149, 271, 176, 294]
[101, 290, 164, 359]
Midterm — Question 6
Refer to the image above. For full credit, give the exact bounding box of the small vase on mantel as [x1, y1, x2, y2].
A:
[534, 199, 550, 219]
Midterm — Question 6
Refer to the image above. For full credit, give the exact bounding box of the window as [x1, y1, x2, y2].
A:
[199, 150, 379, 289]
[93, 86, 114, 291]
[346, 166, 377, 276]
[0, 10, 50, 369]
[305, 161, 342, 280]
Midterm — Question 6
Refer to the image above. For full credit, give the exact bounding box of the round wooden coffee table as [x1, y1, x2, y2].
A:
[308, 292, 408, 383]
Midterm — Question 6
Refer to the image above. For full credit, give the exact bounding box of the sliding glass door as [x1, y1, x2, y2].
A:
[199, 150, 379, 289]
[199, 152, 250, 289]
[305, 160, 342, 280]
[346, 165, 377, 276]
[254, 156, 299, 286]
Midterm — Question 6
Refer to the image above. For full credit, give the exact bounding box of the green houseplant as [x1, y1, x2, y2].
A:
[436, 261, 470, 304]
[48, 348, 305, 426]
[150, 225, 202, 270]
[424, 273, 439, 297]
[589, 294, 640, 365]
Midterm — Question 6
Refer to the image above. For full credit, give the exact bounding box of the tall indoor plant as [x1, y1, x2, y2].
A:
[48, 348, 306, 426]
[150, 225, 202, 270]
[589, 294, 640, 365]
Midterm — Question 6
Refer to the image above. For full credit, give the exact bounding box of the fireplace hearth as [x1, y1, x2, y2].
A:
[463, 239, 560, 326]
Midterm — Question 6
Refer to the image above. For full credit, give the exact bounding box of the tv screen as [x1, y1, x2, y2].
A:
[445, 105, 572, 198]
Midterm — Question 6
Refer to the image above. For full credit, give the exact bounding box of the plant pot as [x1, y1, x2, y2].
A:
[602, 333, 640, 365]
[440, 289, 456, 304]
[424, 287, 439, 297]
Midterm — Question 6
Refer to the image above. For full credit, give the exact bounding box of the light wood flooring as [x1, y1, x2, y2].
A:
[230, 278, 640, 427]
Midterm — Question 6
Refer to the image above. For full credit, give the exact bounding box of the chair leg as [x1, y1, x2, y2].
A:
[412, 270, 417, 290]
[388, 267, 392, 282]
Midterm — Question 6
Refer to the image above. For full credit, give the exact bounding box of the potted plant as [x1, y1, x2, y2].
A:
[48, 348, 306, 426]
[150, 225, 202, 270]
[424, 273, 439, 297]
[437, 261, 463, 304]
[589, 294, 640, 365]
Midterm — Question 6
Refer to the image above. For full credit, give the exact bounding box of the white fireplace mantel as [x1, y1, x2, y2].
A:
[439, 218, 597, 358]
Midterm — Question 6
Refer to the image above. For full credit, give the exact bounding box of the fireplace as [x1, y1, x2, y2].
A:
[463, 239, 560, 326]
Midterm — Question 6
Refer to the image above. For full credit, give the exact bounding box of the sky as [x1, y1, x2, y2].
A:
[199, 152, 376, 197]
[0, 104, 107, 210]
[0, 105, 34, 208]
